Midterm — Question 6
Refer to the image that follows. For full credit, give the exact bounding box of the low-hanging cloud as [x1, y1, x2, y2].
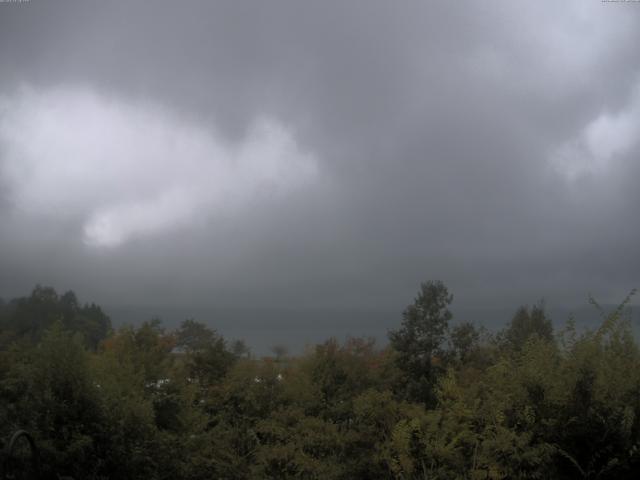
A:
[550, 82, 640, 181]
[0, 87, 318, 247]
[0, 0, 639, 313]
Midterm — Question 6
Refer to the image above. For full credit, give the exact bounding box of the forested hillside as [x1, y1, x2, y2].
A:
[0, 283, 639, 479]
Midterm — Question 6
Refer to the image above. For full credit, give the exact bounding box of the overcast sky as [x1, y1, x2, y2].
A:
[1, 0, 639, 315]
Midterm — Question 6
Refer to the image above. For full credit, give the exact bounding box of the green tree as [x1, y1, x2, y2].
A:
[503, 303, 553, 351]
[0, 286, 111, 350]
[9, 322, 105, 479]
[175, 319, 217, 352]
[175, 319, 236, 388]
[448, 321, 480, 364]
[389, 280, 453, 405]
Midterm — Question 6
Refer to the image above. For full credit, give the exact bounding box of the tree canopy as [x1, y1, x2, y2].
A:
[0, 283, 639, 479]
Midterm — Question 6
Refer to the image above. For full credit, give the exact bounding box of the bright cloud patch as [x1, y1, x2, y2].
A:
[0, 87, 317, 247]
[550, 85, 640, 181]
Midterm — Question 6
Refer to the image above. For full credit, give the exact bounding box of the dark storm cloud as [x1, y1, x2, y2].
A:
[0, 0, 639, 315]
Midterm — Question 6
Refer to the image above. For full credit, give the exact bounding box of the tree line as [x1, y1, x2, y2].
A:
[0, 282, 638, 479]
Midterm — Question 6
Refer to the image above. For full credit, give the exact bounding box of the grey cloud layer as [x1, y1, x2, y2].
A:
[0, 0, 639, 311]
[0, 87, 317, 247]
